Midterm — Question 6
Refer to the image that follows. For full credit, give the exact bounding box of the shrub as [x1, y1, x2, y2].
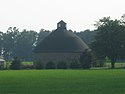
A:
[97, 60, 105, 67]
[35, 61, 44, 69]
[10, 57, 21, 70]
[57, 61, 67, 69]
[22, 65, 34, 69]
[46, 61, 56, 69]
[70, 58, 81, 69]
[80, 50, 92, 69]
[90, 53, 98, 67]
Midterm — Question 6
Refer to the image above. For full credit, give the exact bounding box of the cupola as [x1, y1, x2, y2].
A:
[57, 20, 67, 30]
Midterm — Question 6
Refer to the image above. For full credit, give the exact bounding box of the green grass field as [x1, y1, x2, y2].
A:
[0, 69, 125, 94]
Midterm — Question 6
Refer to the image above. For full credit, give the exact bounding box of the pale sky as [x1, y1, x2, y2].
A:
[0, 0, 125, 32]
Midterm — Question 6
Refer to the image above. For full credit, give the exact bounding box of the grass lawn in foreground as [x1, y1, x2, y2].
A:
[0, 69, 125, 94]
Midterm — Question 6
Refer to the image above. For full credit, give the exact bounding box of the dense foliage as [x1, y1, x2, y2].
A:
[80, 50, 93, 69]
[0, 28, 51, 61]
[91, 17, 125, 68]
[35, 61, 44, 69]
[10, 57, 21, 70]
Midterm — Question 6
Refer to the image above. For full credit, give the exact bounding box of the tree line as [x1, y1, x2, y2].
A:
[1, 16, 125, 69]
[0, 28, 50, 61]
[0, 27, 95, 61]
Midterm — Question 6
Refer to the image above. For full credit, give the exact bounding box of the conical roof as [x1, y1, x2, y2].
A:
[34, 21, 89, 53]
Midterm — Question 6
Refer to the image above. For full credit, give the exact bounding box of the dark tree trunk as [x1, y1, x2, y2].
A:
[111, 58, 116, 69]
[111, 62, 115, 69]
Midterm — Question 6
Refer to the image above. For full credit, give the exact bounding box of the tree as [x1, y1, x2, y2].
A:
[91, 17, 125, 68]
[0, 31, 3, 55]
[3, 27, 19, 60]
[80, 50, 92, 69]
[2, 27, 50, 61]
[10, 57, 21, 70]
[14, 29, 37, 60]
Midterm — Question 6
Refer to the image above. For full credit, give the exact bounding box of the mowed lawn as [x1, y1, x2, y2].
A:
[0, 69, 125, 94]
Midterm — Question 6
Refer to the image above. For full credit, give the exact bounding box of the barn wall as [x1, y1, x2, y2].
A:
[33, 52, 82, 68]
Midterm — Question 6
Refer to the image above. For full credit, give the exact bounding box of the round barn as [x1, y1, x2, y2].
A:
[33, 20, 89, 68]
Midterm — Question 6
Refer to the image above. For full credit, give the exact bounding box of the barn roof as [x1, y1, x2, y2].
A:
[34, 21, 89, 53]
